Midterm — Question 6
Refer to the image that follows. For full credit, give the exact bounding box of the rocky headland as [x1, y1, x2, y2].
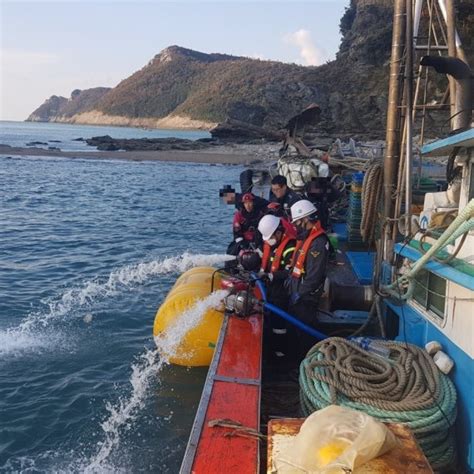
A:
[26, 0, 473, 141]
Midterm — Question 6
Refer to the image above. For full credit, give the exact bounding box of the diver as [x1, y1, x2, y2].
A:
[286, 200, 329, 357]
[257, 214, 297, 358]
[269, 175, 301, 219]
[221, 187, 269, 212]
[227, 193, 265, 256]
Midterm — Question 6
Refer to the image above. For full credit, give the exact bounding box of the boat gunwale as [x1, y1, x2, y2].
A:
[179, 311, 263, 473]
[179, 314, 230, 474]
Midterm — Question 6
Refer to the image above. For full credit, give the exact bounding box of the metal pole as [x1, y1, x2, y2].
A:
[445, 0, 457, 129]
[413, 0, 423, 42]
[405, 0, 413, 237]
[383, 0, 406, 257]
[437, 0, 468, 62]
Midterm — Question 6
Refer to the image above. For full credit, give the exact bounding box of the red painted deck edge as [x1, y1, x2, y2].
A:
[191, 382, 260, 473]
[216, 315, 262, 380]
[181, 313, 263, 474]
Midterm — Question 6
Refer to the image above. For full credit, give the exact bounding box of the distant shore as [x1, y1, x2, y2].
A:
[0, 143, 280, 165]
[33, 111, 217, 131]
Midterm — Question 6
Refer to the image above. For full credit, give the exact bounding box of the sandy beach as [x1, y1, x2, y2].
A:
[0, 143, 280, 165]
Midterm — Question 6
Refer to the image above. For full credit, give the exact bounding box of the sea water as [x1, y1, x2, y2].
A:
[0, 121, 211, 152]
[0, 123, 240, 472]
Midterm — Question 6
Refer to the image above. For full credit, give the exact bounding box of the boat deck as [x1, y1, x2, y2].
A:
[180, 312, 263, 473]
[180, 245, 380, 473]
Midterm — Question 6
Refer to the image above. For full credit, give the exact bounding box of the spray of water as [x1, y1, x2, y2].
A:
[1, 253, 234, 356]
[84, 290, 228, 472]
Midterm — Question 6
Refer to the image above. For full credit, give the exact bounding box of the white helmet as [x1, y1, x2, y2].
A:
[258, 214, 280, 241]
[291, 199, 317, 223]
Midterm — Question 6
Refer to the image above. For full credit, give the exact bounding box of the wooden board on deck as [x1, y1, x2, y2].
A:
[267, 418, 433, 474]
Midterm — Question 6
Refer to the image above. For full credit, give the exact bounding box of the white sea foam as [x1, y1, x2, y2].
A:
[154, 289, 228, 362]
[1, 252, 234, 357]
[0, 330, 52, 357]
[83, 348, 161, 472]
[84, 290, 227, 472]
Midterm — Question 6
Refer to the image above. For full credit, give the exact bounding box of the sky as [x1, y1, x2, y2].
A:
[0, 0, 349, 121]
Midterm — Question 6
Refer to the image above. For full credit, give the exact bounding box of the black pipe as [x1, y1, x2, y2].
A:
[420, 56, 472, 131]
[330, 282, 373, 311]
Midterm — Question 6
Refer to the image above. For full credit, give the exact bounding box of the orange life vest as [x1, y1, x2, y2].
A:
[260, 243, 272, 272]
[291, 223, 326, 279]
[260, 235, 295, 273]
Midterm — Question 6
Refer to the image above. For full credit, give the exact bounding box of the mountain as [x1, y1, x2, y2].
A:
[27, 88, 111, 122]
[26, 0, 473, 138]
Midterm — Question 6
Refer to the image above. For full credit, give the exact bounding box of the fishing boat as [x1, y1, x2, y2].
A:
[153, 1, 473, 472]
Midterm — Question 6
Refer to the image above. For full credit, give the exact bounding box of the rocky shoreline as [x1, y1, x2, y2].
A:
[0, 142, 280, 165]
[84, 135, 215, 151]
[83, 134, 282, 151]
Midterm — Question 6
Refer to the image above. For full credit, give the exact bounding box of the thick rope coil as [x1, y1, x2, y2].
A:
[299, 337, 457, 470]
[360, 163, 383, 244]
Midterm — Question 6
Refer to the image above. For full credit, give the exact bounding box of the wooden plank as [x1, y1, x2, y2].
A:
[267, 418, 433, 474]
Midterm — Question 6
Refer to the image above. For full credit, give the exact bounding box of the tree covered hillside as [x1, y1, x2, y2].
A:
[27, 0, 473, 138]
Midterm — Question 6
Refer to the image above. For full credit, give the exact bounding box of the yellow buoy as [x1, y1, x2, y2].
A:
[153, 267, 224, 366]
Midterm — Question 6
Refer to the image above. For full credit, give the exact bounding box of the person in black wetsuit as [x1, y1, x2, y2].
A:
[269, 175, 301, 219]
[226, 193, 265, 255]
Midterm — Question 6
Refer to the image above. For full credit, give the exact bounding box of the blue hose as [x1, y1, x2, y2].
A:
[252, 273, 327, 341]
[253, 275, 267, 302]
[264, 302, 328, 340]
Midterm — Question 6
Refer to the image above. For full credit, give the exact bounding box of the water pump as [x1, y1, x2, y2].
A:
[219, 271, 260, 318]
[223, 290, 259, 318]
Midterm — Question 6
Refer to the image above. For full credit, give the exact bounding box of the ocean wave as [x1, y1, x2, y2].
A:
[0, 253, 234, 357]
[2, 289, 228, 472]
[82, 290, 227, 472]
[0, 330, 63, 359]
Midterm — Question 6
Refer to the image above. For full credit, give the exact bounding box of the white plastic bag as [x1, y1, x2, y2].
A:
[273, 405, 398, 473]
[277, 158, 325, 191]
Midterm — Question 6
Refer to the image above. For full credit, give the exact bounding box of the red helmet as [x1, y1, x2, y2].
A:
[242, 193, 255, 202]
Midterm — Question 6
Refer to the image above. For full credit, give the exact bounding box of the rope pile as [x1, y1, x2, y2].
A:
[299, 337, 457, 470]
[329, 156, 375, 171]
[360, 163, 383, 244]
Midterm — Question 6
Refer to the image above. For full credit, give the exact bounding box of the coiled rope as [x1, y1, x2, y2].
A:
[299, 337, 457, 470]
[360, 163, 383, 244]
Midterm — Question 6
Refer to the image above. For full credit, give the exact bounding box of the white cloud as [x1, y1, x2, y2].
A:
[283, 29, 327, 66]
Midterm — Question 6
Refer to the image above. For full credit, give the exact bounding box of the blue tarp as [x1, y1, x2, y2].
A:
[346, 251, 375, 285]
[332, 223, 348, 242]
